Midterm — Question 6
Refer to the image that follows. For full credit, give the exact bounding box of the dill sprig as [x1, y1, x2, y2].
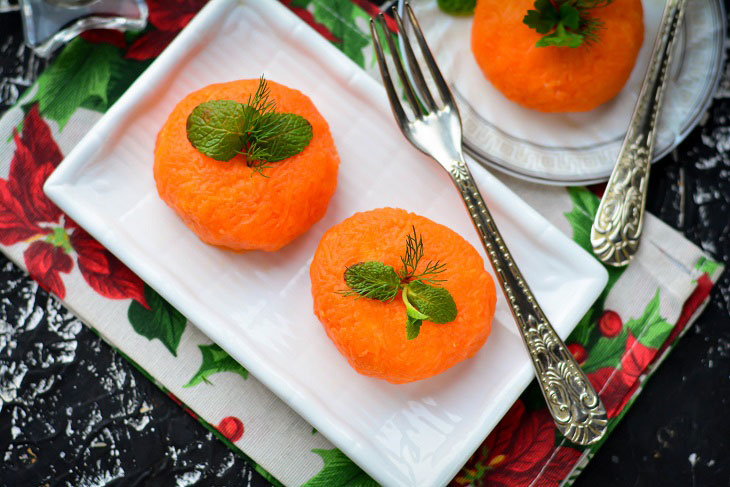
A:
[399, 226, 447, 286]
[238, 77, 277, 176]
[247, 75, 276, 116]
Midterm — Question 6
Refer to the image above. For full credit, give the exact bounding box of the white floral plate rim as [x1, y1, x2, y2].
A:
[44, 0, 608, 485]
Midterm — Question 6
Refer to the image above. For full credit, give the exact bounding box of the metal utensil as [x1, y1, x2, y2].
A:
[19, 0, 147, 58]
[370, 4, 608, 446]
[591, 0, 688, 267]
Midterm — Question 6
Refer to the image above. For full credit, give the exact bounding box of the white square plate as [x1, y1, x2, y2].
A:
[44, 0, 608, 485]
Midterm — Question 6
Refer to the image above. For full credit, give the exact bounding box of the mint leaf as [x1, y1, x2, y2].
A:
[184, 77, 313, 171]
[341, 262, 400, 302]
[184, 343, 248, 387]
[406, 281, 457, 324]
[406, 316, 423, 340]
[186, 100, 246, 161]
[254, 112, 313, 162]
[437, 0, 476, 16]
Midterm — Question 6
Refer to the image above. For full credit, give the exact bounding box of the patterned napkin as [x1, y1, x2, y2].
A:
[0, 0, 724, 485]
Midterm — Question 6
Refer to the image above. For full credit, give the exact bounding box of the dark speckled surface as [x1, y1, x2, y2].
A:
[1, 3, 729, 486]
[573, 58, 730, 487]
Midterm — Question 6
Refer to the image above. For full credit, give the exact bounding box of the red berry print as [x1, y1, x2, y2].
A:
[217, 416, 244, 442]
[599, 310, 623, 337]
[567, 343, 587, 365]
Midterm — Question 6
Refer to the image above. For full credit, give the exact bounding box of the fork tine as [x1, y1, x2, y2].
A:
[391, 6, 436, 111]
[404, 3, 454, 107]
[376, 13, 422, 118]
[370, 19, 411, 130]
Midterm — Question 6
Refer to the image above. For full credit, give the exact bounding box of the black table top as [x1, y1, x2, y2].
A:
[1, 4, 728, 486]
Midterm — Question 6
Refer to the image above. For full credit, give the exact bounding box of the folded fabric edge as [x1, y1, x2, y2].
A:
[555, 261, 724, 487]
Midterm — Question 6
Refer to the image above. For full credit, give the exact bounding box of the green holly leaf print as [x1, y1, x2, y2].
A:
[128, 285, 187, 356]
[568, 311, 595, 346]
[313, 0, 370, 68]
[564, 187, 627, 347]
[303, 449, 377, 487]
[625, 290, 673, 349]
[184, 343, 248, 387]
[581, 328, 628, 374]
[564, 187, 626, 296]
[31, 38, 119, 129]
[82, 55, 153, 112]
[563, 187, 599, 254]
[695, 256, 722, 280]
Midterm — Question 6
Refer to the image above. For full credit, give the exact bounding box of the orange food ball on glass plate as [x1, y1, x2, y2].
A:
[154, 79, 339, 251]
[310, 208, 497, 384]
[471, 0, 644, 112]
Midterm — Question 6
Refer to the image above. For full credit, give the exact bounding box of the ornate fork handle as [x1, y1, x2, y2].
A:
[591, 0, 688, 267]
[450, 160, 608, 445]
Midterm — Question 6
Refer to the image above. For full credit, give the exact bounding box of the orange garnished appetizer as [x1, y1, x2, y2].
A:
[154, 77, 339, 251]
[310, 208, 496, 384]
[471, 0, 644, 112]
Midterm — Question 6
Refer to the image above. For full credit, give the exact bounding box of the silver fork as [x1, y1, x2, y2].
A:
[370, 4, 607, 446]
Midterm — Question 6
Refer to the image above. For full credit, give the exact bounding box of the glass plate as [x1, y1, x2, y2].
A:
[399, 0, 726, 185]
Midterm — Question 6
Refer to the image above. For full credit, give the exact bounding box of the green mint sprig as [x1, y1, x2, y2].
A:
[185, 76, 313, 176]
[523, 0, 613, 48]
[338, 227, 457, 340]
[339, 261, 401, 302]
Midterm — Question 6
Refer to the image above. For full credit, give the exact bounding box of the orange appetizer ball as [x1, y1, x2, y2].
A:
[310, 208, 497, 384]
[154, 79, 339, 251]
[471, 0, 644, 112]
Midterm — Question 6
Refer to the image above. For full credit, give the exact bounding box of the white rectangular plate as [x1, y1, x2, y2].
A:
[44, 0, 608, 485]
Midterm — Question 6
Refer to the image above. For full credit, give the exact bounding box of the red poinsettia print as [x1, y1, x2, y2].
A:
[659, 273, 714, 357]
[79, 0, 207, 60]
[452, 401, 581, 486]
[217, 416, 244, 442]
[1, 106, 147, 305]
[126, 0, 207, 60]
[280, 0, 340, 43]
[588, 332, 657, 418]
[23, 241, 73, 298]
[69, 229, 147, 305]
[125, 30, 179, 61]
[80, 29, 127, 49]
